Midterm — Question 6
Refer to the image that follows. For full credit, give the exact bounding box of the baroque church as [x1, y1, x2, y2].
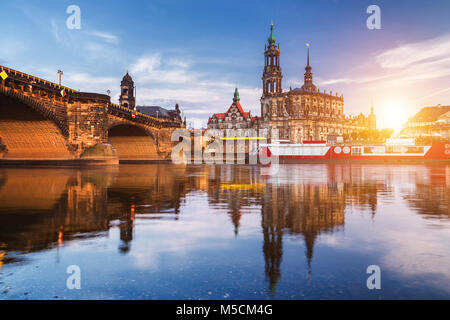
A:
[208, 24, 376, 143]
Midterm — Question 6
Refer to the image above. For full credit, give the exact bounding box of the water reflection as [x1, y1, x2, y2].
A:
[0, 166, 188, 255]
[0, 164, 449, 299]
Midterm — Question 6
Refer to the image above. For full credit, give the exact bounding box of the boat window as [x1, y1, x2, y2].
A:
[386, 145, 413, 153]
[352, 147, 362, 155]
[407, 146, 424, 154]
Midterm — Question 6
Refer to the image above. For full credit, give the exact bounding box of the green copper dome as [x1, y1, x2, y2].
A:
[268, 23, 276, 44]
[233, 87, 240, 102]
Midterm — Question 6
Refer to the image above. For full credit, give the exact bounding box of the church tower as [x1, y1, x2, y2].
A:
[262, 23, 282, 96]
[261, 23, 283, 121]
[119, 70, 135, 110]
[369, 101, 377, 130]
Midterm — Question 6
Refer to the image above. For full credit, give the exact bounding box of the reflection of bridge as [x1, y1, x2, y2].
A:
[0, 165, 189, 254]
[0, 66, 184, 163]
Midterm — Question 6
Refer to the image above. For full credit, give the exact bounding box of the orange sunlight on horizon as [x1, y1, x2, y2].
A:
[376, 98, 411, 134]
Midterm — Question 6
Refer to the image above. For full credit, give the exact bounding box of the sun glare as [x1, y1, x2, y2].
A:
[377, 100, 410, 134]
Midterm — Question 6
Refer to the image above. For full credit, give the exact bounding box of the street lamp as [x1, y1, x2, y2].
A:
[57, 70, 63, 86]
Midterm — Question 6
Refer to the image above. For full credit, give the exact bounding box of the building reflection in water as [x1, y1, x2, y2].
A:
[403, 166, 450, 218]
[0, 164, 448, 292]
[260, 165, 386, 292]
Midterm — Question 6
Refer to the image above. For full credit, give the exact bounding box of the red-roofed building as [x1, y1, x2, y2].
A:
[207, 88, 255, 130]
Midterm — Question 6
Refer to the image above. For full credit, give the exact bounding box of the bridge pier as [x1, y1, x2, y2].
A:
[66, 97, 109, 157]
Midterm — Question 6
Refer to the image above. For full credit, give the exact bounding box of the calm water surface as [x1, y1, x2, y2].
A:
[0, 164, 449, 300]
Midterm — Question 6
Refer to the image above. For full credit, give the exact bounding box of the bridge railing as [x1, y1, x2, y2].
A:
[0, 65, 77, 93]
[109, 102, 182, 127]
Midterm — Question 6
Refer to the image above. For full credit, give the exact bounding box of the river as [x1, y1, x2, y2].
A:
[0, 163, 449, 299]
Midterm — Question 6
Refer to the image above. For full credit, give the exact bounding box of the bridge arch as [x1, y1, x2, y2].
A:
[0, 85, 68, 136]
[0, 89, 71, 159]
[107, 122, 159, 161]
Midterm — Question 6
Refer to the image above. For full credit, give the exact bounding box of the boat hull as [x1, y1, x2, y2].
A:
[259, 142, 450, 164]
[260, 157, 450, 164]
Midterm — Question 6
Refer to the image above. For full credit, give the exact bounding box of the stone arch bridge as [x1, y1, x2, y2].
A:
[0, 66, 184, 163]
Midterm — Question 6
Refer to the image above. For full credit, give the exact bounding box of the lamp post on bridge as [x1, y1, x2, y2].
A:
[57, 70, 63, 86]
[134, 85, 137, 111]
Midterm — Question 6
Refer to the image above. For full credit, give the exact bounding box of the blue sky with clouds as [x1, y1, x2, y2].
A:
[1, 0, 450, 129]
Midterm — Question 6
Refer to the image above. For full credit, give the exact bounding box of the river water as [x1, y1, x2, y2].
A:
[0, 163, 449, 300]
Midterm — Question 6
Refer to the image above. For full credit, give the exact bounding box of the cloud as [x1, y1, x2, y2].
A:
[87, 31, 119, 44]
[318, 75, 390, 86]
[130, 54, 195, 84]
[414, 86, 450, 102]
[82, 41, 124, 64]
[166, 57, 191, 69]
[376, 35, 450, 69]
[50, 19, 60, 42]
[320, 34, 450, 86]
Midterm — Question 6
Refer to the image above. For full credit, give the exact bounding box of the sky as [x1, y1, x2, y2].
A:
[1, 0, 450, 131]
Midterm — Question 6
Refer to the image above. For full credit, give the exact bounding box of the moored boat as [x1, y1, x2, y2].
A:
[258, 138, 450, 163]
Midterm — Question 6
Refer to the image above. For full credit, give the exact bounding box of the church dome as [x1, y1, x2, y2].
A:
[121, 70, 134, 86]
[300, 83, 317, 92]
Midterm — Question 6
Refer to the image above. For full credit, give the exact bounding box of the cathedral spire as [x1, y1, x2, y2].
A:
[268, 23, 276, 45]
[301, 43, 316, 92]
[305, 43, 311, 73]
